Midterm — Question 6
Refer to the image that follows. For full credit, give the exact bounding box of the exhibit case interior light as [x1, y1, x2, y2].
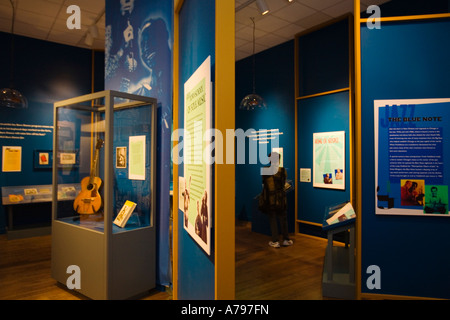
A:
[51, 90, 157, 300]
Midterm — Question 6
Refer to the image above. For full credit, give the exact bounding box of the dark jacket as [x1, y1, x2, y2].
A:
[260, 167, 287, 214]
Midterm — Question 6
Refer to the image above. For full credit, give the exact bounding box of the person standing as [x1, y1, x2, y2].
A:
[261, 152, 293, 248]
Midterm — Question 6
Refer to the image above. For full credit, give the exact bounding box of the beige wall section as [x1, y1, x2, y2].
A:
[214, 0, 236, 300]
[172, 0, 235, 300]
[172, 0, 182, 300]
[353, 0, 362, 300]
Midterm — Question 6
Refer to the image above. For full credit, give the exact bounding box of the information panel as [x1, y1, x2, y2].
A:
[313, 131, 345, 190]
[182, 56, 212, 255]
[375, 99, 450, 216]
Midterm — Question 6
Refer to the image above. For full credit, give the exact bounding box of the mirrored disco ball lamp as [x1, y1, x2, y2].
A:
[0, 0, 28, 109]
[239, 17, 266, 111]
[0, 88, 28, 109]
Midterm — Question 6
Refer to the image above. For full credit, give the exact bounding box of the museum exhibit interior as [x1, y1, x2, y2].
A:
[1, 0, 450, 302]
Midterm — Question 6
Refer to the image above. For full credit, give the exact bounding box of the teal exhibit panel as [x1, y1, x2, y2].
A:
[235, 40, 295, 236]
[297, 18, 350, 97]
[177, 0, 215, 299]
[360, 18, 450, 299]
[296, 16, 352, 233]
[297, 91, 351, 225]
[0, 32, 93, 235]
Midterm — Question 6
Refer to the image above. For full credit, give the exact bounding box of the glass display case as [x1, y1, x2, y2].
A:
[51, 90, 157, 300]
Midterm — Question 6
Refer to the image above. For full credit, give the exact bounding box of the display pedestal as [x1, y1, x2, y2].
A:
[322, 223, 355, 299]
[52, 220, 155, 300]
[51, 90, 157, 300]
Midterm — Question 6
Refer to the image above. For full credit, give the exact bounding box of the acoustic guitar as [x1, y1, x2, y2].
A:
[73, 138, 104, 214]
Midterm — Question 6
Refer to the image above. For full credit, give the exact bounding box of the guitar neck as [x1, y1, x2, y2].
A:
[89, 140, 103, 184]
[89, 150, 99, 184]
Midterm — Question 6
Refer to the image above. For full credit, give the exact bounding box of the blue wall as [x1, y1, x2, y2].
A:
[235, 40, 295, 235]
[0, 33, 96, 233]
[360, 19, 450, 299]
[297, 91, 351, 225]
[296, 17, 351, 234]
[177, 0, 216, 299]
[297, 18, 349, 97]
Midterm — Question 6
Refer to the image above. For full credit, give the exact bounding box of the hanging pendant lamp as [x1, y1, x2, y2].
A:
[239, 17, 266, 111]
[0, 0, 28, 109]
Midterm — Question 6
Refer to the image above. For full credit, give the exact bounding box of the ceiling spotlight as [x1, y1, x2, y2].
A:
[256, 0, 269, 15]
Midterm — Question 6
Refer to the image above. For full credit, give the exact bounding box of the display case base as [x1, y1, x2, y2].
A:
[51, 220, 155, 300]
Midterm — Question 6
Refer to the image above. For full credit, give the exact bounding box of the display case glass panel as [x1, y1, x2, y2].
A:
[112, 103, 154, 231]
[53, 91, 156, 234]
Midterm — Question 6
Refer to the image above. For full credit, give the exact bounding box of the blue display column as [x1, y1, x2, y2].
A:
[105, 0, 173, 288]
[358, 13, 450, 299]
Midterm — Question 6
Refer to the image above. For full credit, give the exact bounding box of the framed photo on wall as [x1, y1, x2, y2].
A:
[33, 150, 53, 169]
[313, 131, 345, 190]
[116, 147, 127, 168]
[57, 150, 79, 169]
[2, 146, 22, 172]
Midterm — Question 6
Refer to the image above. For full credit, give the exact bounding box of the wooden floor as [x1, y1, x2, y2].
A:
[235, 220, 329, 300]
[0, 232, 171, 300]
[0, 221, 330, 300]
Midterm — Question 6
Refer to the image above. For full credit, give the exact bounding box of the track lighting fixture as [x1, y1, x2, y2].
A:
[256, 0, 270, 15]
[89, 25, 99, 39]
[235, 0, 270, 15]
[85, 24, 99, 46]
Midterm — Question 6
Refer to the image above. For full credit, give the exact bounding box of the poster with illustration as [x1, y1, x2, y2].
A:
[375, 98, 450, 216]
[105, 0, 173, 286]
[313, 131, 345, 190]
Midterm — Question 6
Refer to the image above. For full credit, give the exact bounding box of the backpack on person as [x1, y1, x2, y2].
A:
[259, 167, 287, 214]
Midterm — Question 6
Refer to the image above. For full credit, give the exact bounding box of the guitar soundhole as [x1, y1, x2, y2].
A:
[87, 183, 94, 191]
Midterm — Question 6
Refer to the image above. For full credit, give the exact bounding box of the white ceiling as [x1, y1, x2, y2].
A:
[0, 0, 390, 60]
[0, 0, 105, 50]
[235, 0, 390, 60]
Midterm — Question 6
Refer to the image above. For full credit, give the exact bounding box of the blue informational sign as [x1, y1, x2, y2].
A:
[105, 0, 173, 287]
[375, 99, 450, 216]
